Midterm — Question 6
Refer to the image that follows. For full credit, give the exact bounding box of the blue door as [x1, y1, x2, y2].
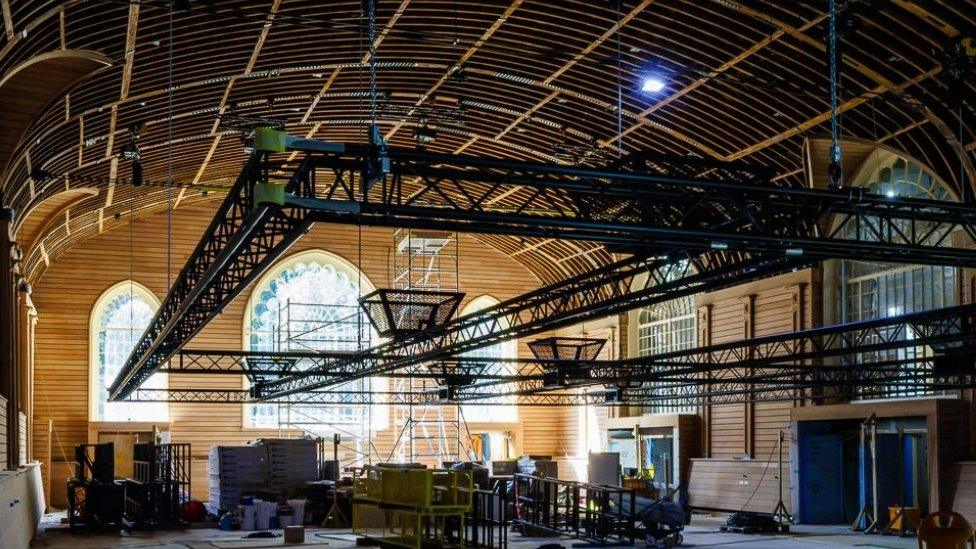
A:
[799, 434, 845, 523]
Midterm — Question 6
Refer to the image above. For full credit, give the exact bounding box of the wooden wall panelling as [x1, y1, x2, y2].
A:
[937, 398, 973, 511]
[685, 270, 817, 511]
[696, 304, 711, 457]
[706, 295, 745, 459]
[687, 458, 790, 513]
[945, 461, 976, 521]
[741, 295, 755, 458]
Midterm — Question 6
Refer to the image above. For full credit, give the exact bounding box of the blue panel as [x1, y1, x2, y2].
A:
[858, 433, 902, 526]
[903, 436, 915, 507]
[799, 434, 845, 524]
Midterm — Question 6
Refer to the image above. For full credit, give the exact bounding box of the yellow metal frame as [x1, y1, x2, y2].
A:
[352, 467, 473, 549]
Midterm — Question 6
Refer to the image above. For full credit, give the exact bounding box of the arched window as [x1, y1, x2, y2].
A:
[637, 294, 696, 413]
[460, 295, 518, 423]
[89, 281, 168, 422]
[243, 250, 386, 431]
[833, 151, 957, 399]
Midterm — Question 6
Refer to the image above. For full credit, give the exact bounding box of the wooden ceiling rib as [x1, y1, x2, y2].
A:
[1, 0, 974, 286]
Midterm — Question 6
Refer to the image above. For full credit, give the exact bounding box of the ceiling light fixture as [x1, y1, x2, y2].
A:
[641, 76, 666, 93]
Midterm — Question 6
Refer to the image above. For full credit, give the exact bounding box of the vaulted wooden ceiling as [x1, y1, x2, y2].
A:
[1, 0, 974, 285]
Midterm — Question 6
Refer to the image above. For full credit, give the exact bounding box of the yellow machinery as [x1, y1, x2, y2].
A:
[353, 466, 473, 549]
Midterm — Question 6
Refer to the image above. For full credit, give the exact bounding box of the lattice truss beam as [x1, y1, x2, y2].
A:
[299, 145, 976, 266]
[452, 301, 976, 400]
[130, 302, 976, 406]
[111, 137, 976, 401]
[254, 254, 792, 399]
[128, 360, 973, 407]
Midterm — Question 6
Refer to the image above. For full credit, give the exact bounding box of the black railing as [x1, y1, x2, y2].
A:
[466, 483, 511, 549]
[513, 474, 636, 546]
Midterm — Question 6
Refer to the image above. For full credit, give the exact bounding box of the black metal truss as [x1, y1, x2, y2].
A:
[109, 155, 318, 400]
[299, 145, 976, 267]
[255, 254, 794, 399]
[259, 286, 976, 399]
[162, 349, 546, 382]
[127, 359, 974, 407]
[259, 142, 976, 398]
[453, 302, 976, 401]
[111, 138, 976, 401]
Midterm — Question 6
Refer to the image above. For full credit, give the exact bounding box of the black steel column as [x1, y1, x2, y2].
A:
[0, 206, 18, 469]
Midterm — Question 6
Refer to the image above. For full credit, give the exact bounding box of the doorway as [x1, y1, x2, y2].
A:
[795, 417, 928, 525]
[468, 431, 511, 462]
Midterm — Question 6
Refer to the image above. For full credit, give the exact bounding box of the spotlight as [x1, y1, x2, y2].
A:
[641, 76, 666, 93]
[885, 189, 896, 198]
[120, 143, 140, 161]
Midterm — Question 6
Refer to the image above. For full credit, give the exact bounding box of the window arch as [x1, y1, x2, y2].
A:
[243, 249, 386, 430]
[636, 293, 696, 413]
[460, 295, 518, 423]
[832, 150, 957, 399]
[89, 281, 168, 422]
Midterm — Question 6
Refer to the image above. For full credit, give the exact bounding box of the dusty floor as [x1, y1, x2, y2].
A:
[30, 513, 921, 549]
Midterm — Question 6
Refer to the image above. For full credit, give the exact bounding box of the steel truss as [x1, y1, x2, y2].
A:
[109, 153, 324, 399]
[255, 255, 794, 399]
[112, 136, 976, 401]
[297, 146, 976, 267]
[166, 301, 976, 405]
[161, 350, 542, 381]
[453, 302, 976, 400]
[127, 359, 974, 407]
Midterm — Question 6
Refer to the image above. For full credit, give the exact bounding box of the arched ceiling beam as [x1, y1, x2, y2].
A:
[720, 3, 973, 191]
[726, 67, 940, 162]
[14, 187, 98, 247]
[383, 0, 526, 140]
[0, 49, 112, 187]
[602, 11, 827, 149]
[491, 0, 656, 145]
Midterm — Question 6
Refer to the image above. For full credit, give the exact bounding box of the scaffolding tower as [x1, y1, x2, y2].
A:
[389, 229, 468, 466]
[268, 299, 381, 468]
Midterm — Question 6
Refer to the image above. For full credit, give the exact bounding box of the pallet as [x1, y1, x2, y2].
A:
[720, 523, 790, 534]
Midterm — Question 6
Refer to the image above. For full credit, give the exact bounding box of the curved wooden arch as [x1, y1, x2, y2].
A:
[15, 187, 99, 248]
[0, 49, 112, 185]
[3, 1, 974, 286]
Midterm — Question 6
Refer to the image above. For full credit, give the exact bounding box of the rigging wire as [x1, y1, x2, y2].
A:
[827, 0, 842, 189]
[367, 0, 378, 129]
[166, 0, 174, 289]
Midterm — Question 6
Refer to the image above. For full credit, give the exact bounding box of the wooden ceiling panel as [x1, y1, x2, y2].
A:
[2, 0, 974, 286]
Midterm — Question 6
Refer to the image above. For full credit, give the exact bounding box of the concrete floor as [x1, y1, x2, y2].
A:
[30, 513, 921, 549]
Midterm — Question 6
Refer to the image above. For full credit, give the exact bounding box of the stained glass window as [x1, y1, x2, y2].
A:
[638, 294, 697, 413]
[90, 282, 168, 422]
[244, 251, 385, 431]
[460, 296, 517, 423]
